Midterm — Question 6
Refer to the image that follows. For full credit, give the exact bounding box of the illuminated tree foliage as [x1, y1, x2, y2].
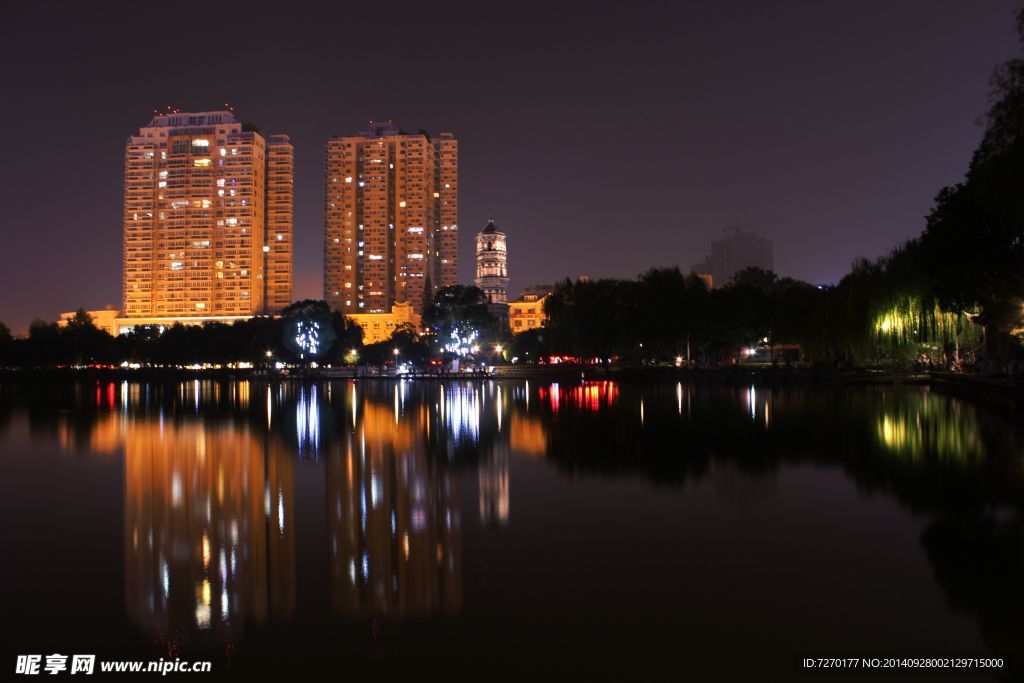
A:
[833, 241, 981, 361]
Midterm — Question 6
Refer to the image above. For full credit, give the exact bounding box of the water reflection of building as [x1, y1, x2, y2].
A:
[327, 398, 461, 617]
[479, 385, 510, 526]
[123, 419, 295, 643]
[509, 412, 546, 458]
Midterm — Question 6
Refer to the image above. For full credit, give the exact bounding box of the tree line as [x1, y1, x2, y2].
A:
[517, 13, 1024, 368]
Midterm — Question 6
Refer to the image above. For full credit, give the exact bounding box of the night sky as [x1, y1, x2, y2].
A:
[1, 0, 1020, 333]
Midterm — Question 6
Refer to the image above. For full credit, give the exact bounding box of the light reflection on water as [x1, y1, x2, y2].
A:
[3, 379, 1024, 676]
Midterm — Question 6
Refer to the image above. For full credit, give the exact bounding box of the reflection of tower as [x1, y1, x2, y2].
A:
[326, 395, 461, 616]
[475, 218, 510, 328]
[479, 383, 510, 526]
[479, 438, 510, 527]
[123, 418, 295, 643]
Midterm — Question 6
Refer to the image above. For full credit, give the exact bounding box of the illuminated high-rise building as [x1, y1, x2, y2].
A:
[264, 134, 295, 311]
[324, 122, 458, 315]
[122, 110, 293, 323]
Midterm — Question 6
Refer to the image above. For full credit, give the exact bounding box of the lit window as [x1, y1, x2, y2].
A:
[194, 158, 212, 167]
[345, 176, 352, 183]
[192, 139, 209, 147]
[399, 201, 407, 208]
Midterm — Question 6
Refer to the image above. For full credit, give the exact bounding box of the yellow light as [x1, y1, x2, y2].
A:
[399, 201, 407, 208]
[393, 348, 400, 355]
[880, 319, 892, 332]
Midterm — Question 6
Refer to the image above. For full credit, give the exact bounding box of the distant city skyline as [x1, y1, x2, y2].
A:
[1, 1, 1021, 333]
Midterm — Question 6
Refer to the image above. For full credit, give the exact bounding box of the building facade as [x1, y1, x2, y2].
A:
[122, 110, 292, 323]
[346, 302, 421, 345]
[509, 290, 550, 334]
[324, 122, 458, 316]
[57, 308, 121, 336]
[690, 228, 773, 287]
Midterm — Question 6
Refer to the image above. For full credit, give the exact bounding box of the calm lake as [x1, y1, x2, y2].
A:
[1, 379, 1021, 679]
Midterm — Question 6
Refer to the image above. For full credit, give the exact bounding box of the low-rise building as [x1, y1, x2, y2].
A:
[57, 307, 121, 336]
[509, 291, 549, 334]
[347, 302, 421, 344]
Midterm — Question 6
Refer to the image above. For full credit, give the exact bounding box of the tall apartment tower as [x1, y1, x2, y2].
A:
[324, 121, 458, 315]
[475, 218, 509, 304]
[123, 110, 293, 321]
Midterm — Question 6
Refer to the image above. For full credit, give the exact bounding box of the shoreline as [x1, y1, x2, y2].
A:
[1, 366, 1020, 415]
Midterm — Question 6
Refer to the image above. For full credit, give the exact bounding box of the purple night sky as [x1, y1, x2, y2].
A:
[0, 0, 1020, 333]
